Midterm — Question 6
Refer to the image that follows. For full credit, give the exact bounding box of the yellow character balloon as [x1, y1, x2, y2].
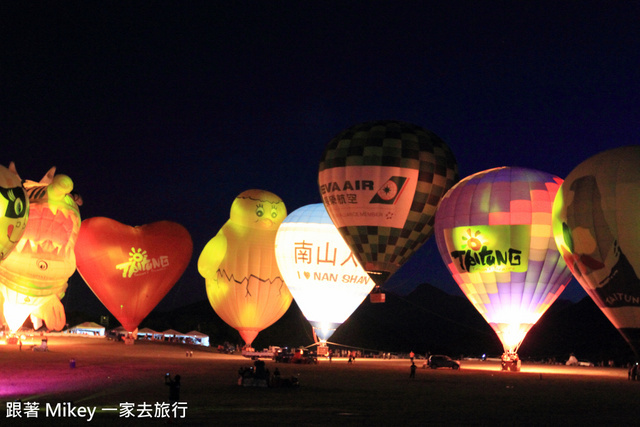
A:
[0, 167, 81, 332]
[198, 189, 291, 347]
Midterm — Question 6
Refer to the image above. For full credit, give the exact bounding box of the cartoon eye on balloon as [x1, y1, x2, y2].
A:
[275, 203, 375, 343]
[318, 120, 458, 300]
[0, 164, 28, 263]
[552, 145, 640, 357]
[434, 167, 573, 363]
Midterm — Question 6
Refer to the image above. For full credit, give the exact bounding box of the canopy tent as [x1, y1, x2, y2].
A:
[161, 328, 184, 337]
[109, 326, 131, 337]
[66, 322, 105, 336]
[137, 327, 162, 340]
[161, 329, 187, 341]
[185, 330, 210, 347]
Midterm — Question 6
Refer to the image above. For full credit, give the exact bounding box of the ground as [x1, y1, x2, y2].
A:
[1, 335, 639, 426]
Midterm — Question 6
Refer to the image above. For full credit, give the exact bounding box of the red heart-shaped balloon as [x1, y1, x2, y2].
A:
[75, 217, 192, 332]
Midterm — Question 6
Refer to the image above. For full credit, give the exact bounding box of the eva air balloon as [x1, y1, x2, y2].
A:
[435, 167, 572, 361]
[275, 203, 374, 342]
[552, 146, 640, 356]
[318, 120, 458, 298]
[198, 189, 291, 348]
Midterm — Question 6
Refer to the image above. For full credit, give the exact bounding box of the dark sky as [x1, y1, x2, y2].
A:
[2, 2, 639, 314]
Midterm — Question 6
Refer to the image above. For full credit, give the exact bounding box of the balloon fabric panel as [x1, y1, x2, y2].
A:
[209, 227, 289, 330]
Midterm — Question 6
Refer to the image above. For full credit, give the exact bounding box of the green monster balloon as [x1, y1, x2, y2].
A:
[552, 145, 640, 356]
[318, 120, 458, 291]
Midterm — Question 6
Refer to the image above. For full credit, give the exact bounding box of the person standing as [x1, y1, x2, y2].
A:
[165, 374, 181, 403]
[410, 362, 417, 378]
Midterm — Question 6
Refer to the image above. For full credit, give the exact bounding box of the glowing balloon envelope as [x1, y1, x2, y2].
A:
[318, 120, 458, 289]
[435, 167, 572, 354]
[0, 167, 80, 332]
[198, 189, 291, 347]
[552, 146, 640, 355]
[275, 203, 374, 341]
[75, 217, 193, 332]
[0, 163, 28, 262]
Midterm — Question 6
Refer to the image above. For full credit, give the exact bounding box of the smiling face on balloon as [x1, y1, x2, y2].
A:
[230, 189, 286, 230]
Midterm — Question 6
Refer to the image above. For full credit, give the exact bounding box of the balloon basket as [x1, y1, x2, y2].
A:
[500, 352, 521, 372]
[317, 344, 329, 356]
[370, 292, 386, 303]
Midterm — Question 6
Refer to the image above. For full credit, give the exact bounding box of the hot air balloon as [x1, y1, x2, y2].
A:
[275, 203, 374, 343]
[198, 189, 291, 348]
[75, 217, 193, 333]
[0, 167, 81, 332]
[434, 167, 572, 368]
[552, 146, 640, 357]
[318, 120, 458, 300]
[0, 163, 28, 262]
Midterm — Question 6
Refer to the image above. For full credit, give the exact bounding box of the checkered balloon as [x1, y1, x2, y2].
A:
[318, 120, 458, 286]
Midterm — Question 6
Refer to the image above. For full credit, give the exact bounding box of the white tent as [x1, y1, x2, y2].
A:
[110, 326, 129, 338]
[161, 329, 186, 341]
[185, 330, 210, 347]
[137, 327, 161, 340]
[66, 322, 106, 336]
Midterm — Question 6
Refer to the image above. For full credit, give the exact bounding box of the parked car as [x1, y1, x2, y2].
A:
[274, 348, 294, 363]
[425, 355, 460, 369]
[275, 348, 318, 364]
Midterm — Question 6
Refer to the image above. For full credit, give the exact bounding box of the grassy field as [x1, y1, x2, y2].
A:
[1, 335, 639, 426]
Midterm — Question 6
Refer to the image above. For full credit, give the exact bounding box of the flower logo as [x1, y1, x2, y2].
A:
[461, 228, 485, 251]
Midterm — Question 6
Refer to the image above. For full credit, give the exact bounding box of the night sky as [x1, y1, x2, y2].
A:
[2, 2, 639, 315]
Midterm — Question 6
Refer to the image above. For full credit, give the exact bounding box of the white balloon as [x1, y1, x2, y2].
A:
[275, 204, 374, 341]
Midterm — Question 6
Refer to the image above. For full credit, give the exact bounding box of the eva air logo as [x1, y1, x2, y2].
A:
[369, 176, 408, 204]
